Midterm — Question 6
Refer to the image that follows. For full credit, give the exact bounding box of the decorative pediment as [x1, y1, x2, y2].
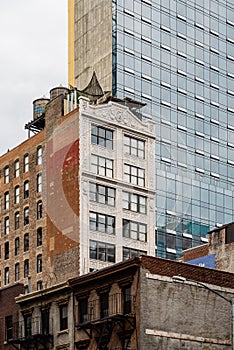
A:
[79, 97, 155, 137]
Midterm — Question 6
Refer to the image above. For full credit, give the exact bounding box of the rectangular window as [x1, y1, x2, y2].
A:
[4, 166, 9, 184]
[24, 181, 29, 199]
[41, 309, 49, 335]
[37, 173, 42, 192]
[91, 155, 113, 178]
[37, 146, 42, 165]
[14, 186, 20, 204]
[37, 228, 42, 246]
[24, 233, 29, 252]
[24, 315, 32, 337]
[14, 160, 20, 178]
[4, 192, 9, 210]
[123, 286, 132, 314]
[91, 125, 113, 149]
[123, 219, 147, 241]
[89, 212, 115, 234]
[24, 259, 29, 278]
[124, 135, 145, 158]
[15, 237, 20, 255]
[78, 298, 88, 324]
[5, 315, 13, 341]
[123, 247, 146, 260]
[89, 182, 115, 206]
[122, 191, 147, 213]
[24, 207, 29, 226]
[60, 304, 68, 330]
[4, 217, 9, 235]
[37, 201, 42, 219]
[4, 267, 9, 285]
[24, 154, 29, 173]
[4, 242, 9, 259]
[15, 263, 20, 281]
[37, 254, 42, 273]
[100, 292, 109, 319]
[15, 212, 20, 230]
[90, 240, 115, 263]
[124, 164, 145, 186]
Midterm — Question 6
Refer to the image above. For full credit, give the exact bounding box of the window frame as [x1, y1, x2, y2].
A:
[37, 254, 42, 273]
[91, 154, 113, 178]
[37, 201, 43, 219]
[15, 212, 20, 230]
[91, 124, 113, 149]
[4, 267, 9, 285]
[24, 233, 29, 252]
[89, 211, 115, 235]
[89, 182, 115, 206]
[14, 186, 20, 204]
[24, 259, 29, 278]
[122, 191, 147, 214]
[89, 240, 115, 263]
[59, 304, 68, 331]
[24, 181, 29, 199]
[124, 163, 145, 186]
[124, 135, 145, 158]
[15, 237, 20, 256]
[14, 159, 20, 178]
[37, 173, 42, 193]
[24, 154, 29, 173]
[4, 192, 9, 210]
[4, 166, 9, 184]
[37, 227, 42, 246]
[24, 207, 29, 226]
[15, 263, 20, 281]
[37, 146, 42, 165]
[4, 217, 9, 235]
[123, 219, 147, 242]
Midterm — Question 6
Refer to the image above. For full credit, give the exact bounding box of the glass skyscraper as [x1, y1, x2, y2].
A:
[70, 0, 234, 259]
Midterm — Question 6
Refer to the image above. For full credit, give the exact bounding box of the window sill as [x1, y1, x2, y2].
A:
[57, 329, 69, 336]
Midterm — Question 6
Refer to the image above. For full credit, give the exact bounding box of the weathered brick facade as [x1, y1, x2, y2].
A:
[0, 283, 24, 350]
[12, 256, 234, 350]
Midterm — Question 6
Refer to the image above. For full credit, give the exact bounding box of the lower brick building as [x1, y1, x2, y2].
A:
[0, 283, 24, 350]
[8, 255, 234, 350]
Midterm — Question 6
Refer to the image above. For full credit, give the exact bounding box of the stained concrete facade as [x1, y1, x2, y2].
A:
[72, 0, 112, 91]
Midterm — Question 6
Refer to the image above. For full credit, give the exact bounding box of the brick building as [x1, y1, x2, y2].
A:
[0, 77, 155, 292]
[0, 283, 24, 350]
[7, 255, 234, 350]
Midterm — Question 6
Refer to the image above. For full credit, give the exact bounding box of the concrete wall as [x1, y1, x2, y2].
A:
[140, 269, 232, 349]
[74, 0, 112, 92]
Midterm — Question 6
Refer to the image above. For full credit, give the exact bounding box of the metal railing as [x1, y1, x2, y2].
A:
[7, 317, 53, 341]
[77, 293, 136, 324]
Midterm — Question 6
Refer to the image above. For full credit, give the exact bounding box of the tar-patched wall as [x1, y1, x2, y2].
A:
[140, 268, 232, 349]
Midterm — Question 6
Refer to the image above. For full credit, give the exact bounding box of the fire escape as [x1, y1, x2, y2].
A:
[7, 314, 53, 350]
[75, 292, 136, 350]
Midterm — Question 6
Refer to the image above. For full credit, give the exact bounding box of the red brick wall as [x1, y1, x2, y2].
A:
[182, 244, 209, 262]
[141, 255, 234, 288]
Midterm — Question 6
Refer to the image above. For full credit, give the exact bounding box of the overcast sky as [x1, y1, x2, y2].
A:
[0, 1, 67, 156]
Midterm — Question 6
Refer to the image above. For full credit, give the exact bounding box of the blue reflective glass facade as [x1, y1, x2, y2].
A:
[112, 0, 234, 259]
